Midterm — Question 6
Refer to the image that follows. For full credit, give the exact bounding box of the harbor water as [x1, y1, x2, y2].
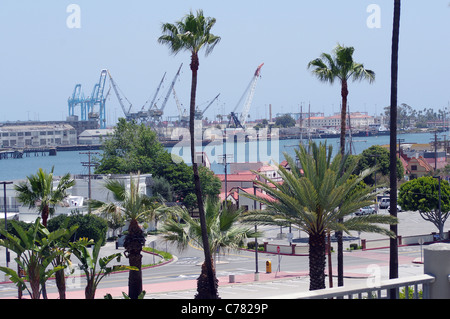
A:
[0, 131, 446, 182]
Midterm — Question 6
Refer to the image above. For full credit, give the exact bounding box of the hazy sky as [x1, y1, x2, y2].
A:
[0, 1, 449, 126]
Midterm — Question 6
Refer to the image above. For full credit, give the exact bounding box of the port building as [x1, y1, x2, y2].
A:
[0, 123, 77, 148]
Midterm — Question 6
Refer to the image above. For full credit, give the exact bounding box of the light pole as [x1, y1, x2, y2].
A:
[433, 175, 442, 240]
[219, 154, 232, 195]
[253, 183, 259, 281]
[368, 154, 380, 212]
[1, 181, 13, 268]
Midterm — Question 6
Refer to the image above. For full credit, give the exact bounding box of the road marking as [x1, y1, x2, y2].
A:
[224, 286, 258, 292]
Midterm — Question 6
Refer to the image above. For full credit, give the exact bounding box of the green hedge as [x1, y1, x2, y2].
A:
[47, 213, 108, 245]
[0, 219, 32, 238]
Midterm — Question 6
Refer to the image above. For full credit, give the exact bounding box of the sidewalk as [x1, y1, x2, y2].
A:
[0, 227, 426, 299]
[15, 268, 372, 299]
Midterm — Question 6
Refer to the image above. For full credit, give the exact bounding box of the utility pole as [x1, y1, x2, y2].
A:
[431, 132, 440, 171]
[433, 175, 443, 240]
[253, 183, 259, 281]
[80, 151, 99, 211]
[0, 181, 13, 268]
[219, 154, 233, 196]
[368, 154, 380, 212]
[397, 138, 405, 159]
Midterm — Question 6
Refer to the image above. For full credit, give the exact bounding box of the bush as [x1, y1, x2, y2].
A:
[47, 212, 108, 245]
[246, 241, 265, 251]
[400, 286, 423, 299]
[0, 219, 32, 238]
[349, 243, 361, 250]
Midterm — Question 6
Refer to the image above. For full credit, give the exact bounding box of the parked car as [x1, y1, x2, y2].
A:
[355, 206, 376, 216]
[388, 205, 402, 212]
[379, 197, 390, 209]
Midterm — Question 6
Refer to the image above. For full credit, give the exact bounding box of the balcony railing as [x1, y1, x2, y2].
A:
[271, 274, 435, 299]
[0, 205, 20, 213]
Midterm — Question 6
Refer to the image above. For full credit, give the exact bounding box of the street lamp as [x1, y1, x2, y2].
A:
[0, 181, 13, 268]
[253, 183, 259, 281]
[433, 175, 442, 240]
[368, 154, 380, 212]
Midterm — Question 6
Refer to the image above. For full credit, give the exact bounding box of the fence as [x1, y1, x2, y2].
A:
[264, 231, 450, 254]
[268, 243, 450, 299]
[269, 274, 435, 299]
[362, 231, 450, 250]
[263, 242, 309, 256]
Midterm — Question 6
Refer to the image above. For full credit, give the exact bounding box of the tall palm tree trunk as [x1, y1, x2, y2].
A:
[339, 79, 349, 158]
[389, 0, 401, 298]
[124, 219, 145, 299]
[309, 231, 326, 290]
[189, 53, 219, 299]
[195, 259, 219, 299]
[337, 78, 349, 287]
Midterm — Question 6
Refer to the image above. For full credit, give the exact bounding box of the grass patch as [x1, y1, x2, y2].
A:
[142, 247, 173, 266]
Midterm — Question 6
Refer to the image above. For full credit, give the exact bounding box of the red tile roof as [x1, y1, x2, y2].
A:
[216, 173, 257, 182]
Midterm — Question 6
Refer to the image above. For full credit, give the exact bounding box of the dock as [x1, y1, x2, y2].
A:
[0, 147, 57, 159]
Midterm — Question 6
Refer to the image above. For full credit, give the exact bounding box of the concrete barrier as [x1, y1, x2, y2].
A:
[263, 242, 308, 256]
[423, 243, 450, 299]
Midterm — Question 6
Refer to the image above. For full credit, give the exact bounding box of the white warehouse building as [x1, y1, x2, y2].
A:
[0, 123, 77, 148]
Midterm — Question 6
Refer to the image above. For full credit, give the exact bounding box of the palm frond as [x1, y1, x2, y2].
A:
[158, 10, 220, 57]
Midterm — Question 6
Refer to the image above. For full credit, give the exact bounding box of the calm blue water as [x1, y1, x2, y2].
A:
[0, 131, 445, 181]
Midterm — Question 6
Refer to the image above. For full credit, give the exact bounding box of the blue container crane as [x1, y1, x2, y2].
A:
[67, 69, 109, 128]
[68, 83, 85, 119]
[85, 69, 108, 128]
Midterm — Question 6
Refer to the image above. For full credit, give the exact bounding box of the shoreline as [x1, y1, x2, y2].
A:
[0, 129, 438, 155]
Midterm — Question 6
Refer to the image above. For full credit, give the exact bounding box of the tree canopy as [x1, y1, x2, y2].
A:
[95, 118, 221, 209]
[354, 145, 404, 185]
[398, 176, 450, 239]
[275, 114, 296, 128]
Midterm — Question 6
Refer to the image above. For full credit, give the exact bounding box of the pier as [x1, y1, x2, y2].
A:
[0, 147, 57, 159]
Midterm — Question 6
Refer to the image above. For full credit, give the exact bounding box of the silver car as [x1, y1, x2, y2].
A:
[355, 206, 376, 216]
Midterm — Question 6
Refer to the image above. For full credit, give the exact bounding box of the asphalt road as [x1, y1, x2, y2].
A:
[0, 209, 446, 299]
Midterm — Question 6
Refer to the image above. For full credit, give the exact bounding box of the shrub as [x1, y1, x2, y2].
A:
[48, 212, 108, 245]
[246, 241, 265, 251]
[0, 219, 32, 238]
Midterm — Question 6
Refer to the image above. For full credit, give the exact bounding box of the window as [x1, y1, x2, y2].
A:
[411, 165, 417, 171]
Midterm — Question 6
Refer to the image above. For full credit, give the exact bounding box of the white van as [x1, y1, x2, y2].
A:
[379, 197, 390, 209]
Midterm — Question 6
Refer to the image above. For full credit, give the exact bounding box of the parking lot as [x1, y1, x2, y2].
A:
[355, 208, 450, 241]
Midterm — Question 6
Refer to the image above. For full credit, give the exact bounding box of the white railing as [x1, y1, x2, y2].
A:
[269, 274, 436, 299]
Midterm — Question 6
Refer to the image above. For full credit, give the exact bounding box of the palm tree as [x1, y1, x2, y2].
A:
[51, 222, 79, 299]
[92, 174, 152, 299]
[308, 44, 375, 158]
[0, 218, 76, 299]
[308, 47, 375, 286]
[161, 197, 260, 298]
[389, 0, 402, 296]
[158, 9, 221, 299]
[14, 167, 75, 227]
[69, 237, 136, 299]
[241, 142, 397, 290]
